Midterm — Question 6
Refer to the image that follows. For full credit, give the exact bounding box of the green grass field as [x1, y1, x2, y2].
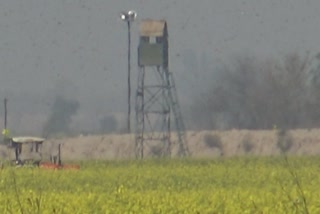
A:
[0, 157, 319, 213]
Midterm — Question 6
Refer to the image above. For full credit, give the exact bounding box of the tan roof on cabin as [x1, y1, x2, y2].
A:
[11, 136, 45, 144]
[140, 20, 166, 37]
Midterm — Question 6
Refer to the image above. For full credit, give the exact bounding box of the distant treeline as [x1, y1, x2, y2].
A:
[190, 53, 320, 130]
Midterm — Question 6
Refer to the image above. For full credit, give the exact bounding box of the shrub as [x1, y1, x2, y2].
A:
[242, 134, 254, 153]
[204, 134, 222, 149]
[276, 129, 294, 153]
[150, 144, 164, 157]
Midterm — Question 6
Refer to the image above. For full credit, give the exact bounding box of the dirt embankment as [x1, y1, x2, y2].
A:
[1, 129, 320, 161]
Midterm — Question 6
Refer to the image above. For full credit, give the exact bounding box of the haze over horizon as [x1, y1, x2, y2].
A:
[0, 0, 320, 135]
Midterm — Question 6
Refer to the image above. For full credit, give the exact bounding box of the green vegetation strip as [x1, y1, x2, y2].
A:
[0, 157, 318, 213]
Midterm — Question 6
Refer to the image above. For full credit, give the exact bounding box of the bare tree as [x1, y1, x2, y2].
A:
[43, 95, 80, 137]
[190, 52, 313, 130]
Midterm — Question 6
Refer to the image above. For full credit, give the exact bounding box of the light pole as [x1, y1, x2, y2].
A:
[120, 10, 137, 133]
[2, 98, 9, 142]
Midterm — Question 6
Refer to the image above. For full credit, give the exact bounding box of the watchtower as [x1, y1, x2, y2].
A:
[135, 19, 189, 158]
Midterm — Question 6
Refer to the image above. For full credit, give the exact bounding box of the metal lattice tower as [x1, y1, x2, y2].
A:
[135, 19, 189, 158]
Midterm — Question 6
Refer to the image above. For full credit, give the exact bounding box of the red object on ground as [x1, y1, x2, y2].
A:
[39, 162, 59, 169]
[39, 162, 80, 170]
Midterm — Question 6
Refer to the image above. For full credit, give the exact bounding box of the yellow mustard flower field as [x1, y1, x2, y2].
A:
[0, 157, 319, 213]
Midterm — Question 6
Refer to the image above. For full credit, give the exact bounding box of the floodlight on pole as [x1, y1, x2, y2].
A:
[119, 10, 137, 133]
[120, 10, 137, 22]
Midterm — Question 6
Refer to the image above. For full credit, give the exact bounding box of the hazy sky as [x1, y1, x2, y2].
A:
[1, 0, 320, 134]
